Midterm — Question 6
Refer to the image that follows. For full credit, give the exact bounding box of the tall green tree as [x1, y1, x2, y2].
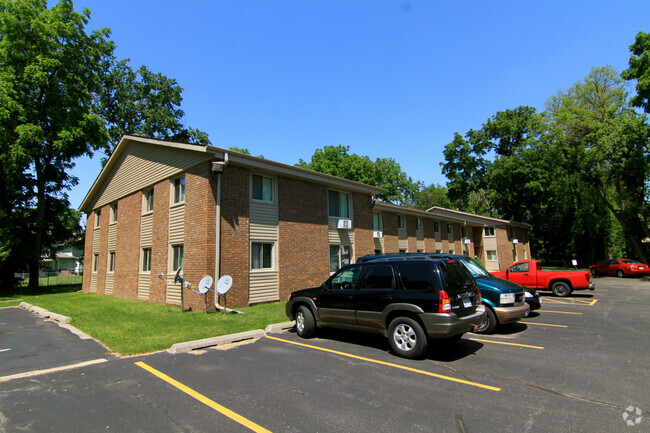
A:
[411, 183, 452, 210]
[97, 60, 209, 157]
[296, 145, 417, 204]
[622, 31, 650, 113]
[546, 66, 650, 263]
[0, 0, 114, 288]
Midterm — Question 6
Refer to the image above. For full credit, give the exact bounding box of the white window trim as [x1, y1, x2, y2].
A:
[372, 212, 382, 231]
[250, 173, 277, 204]
[484, 226, 496, 237]
[141, 247, 152, 273]
[170, 176, 186, 207]
[486, 250, 498, 261]
[107, 251, 115, 273]
[109, 203, 118, 224]
[142, 189, 154, 215]
[250, 241, 277, 272]
[397, 215, 406, 230]
[170, 244, 184, 272]
[328, 190, 352, 219]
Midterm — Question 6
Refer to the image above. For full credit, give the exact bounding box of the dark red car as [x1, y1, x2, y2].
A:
[589, 259, 650, 278]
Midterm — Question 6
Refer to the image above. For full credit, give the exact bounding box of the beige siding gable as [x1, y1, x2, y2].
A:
[90, 142, 212, 210]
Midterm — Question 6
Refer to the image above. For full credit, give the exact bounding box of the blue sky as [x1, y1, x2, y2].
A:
[70, 0, 649, 211]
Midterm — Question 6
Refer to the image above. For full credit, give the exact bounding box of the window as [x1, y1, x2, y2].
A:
[449, 248, 454, 255]
[328, 191, 349, 218]
[360, 265, 395, 290]
[447, 223, 453, 235]
[142, 248, 152, 272]
[108, 252, 115, 272]
[143, 189, 154, 213]
[486, 250, 498, 260]
[434, 221, 440, 233]
[252, 174, 273, 202]
[510, 262, 528, 272]
[397, 215, 405, 229]
[329, 266, 361, 290]
[110, 203, 118, 223]
[462, 226, 468, 238]
[93, 254, 99, 272]
[329, 245, 351, 272]
[484, 227, 495, 237]
[172, 244, 184, 270]
[251, 242, 274, 270]
[373, 213, 382, 231]
[95, 210, 101, 228]
[172, 176, 185, 204]
[397, 262, 434, 291]
[416, 219, 422, 231]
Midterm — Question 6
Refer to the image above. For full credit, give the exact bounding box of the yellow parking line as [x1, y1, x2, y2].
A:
[135, 362, 272, 433]
[521, 322, 568, 328]
[265, 335, 500, 392]
[543, 298, 597, 306]
[469, 338, 544, 350]
[541, 310, 583, 315]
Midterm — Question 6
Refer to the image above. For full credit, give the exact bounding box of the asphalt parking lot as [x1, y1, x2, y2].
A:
[0, 277, 648, 433]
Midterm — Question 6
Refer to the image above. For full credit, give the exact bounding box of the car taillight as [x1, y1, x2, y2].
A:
[438, 289, 451, 313]
[477, 286, 482, 305]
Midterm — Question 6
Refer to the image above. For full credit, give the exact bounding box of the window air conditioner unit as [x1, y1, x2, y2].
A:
[373, 230, 383, 238]
[513, 239, 519, 244]
[463, 238, 471, 244]
[337, 219, 353, 230]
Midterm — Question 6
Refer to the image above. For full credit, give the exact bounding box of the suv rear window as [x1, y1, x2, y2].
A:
[396, 262, 435, 291]
[439, 260, 474, 295]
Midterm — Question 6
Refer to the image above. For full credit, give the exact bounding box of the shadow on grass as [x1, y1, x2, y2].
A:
[1, 283, 82, 298]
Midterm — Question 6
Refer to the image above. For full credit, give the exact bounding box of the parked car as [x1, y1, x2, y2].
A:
[589, 259, 650, 278]
[285, 257, 486, 359]
[359, 254, 529, 334]
[492, 260, 595, 297]
[524, 288, 541, 317]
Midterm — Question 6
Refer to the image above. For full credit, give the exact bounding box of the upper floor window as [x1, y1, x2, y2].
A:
[251, 174, 274, 202]
[484, 226, 495, 237]
[447, 223, 453, 235]
[143, 189, 154, 213]
[95, 210, 101, 228]
[172, 176, 185, 204]
[110, 203, 118, 223]
[416, 218, 423, 231]
[373, 212, 382, 231]
[462, 226, 469, 238]
[434, 221, 440, 233]
[397, 215, 405, 229]
[328, 190, 349, 218]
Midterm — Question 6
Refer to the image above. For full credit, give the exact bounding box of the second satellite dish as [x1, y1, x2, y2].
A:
[198, 276, 213, 294]
[216, 275, 233, 295]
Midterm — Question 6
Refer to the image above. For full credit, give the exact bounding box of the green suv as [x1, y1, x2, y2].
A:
[285, 257, 486, 359]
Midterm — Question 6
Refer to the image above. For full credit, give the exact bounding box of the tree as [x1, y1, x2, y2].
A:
[97, 60, 209, 158]
[0, 0, 114, 288]
[622, 31, 650, 113]
[546, 66, 650, 263]
[296, 145, 417, 204]
[411, 183, 451, 210]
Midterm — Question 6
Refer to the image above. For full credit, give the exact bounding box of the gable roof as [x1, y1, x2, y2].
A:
[80, 135, 384, 213]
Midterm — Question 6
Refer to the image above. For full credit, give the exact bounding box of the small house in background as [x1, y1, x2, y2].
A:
[42, 244, 84, 275]
[79, 135, 531, 310]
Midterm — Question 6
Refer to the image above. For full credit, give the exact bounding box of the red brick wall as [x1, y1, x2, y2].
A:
[183, 162, 217, 311]
[113, 193, 141, 299]
[82, 212, 95, 292]
[496, 225, 511, 270]
[96, 206, 108, 294]
[278, 176, 329, 300]
[382, 211, 399, 253]
[424, 220, 436, 252]
[406, 216, 417, 252]
[353, 193, 374, 260]
[219, 165, 250, 307]
[149, 179, 170, 304]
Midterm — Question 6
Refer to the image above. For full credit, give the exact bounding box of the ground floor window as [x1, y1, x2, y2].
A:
[93, 254, 99, 272]
[330, 245, 351, 273]
[172, 244, 184, 271]
[108, 252, 115, 272]
[142, 248, 152, 272]
[252, 242, 274, 270]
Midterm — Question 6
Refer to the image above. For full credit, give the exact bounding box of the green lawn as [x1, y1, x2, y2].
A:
[1, 284, 288, 356]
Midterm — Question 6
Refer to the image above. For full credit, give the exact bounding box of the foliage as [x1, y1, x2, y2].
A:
[622, 31, 650, 113]
[228, 146, 264, 158]
[411, 183, 452, 210]
[297, 145, 418, 204]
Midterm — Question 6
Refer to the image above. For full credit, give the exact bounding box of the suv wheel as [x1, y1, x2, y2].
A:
[388, 317, 428, 359]
[295, 306, 316, 338]
[473, 307, 497, 334]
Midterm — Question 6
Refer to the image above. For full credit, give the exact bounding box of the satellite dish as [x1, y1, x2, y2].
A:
[174, 267, 183, 284]
[216, 275, 233, 295]
[198, 276, 213, 294]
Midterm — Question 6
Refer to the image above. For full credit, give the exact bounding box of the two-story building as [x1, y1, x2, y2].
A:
[80, 135, 531, 310]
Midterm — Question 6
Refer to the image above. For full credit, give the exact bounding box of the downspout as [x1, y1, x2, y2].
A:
[212, 153, 241, 313]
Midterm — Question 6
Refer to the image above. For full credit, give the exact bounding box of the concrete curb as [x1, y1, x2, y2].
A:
[168, 321, 296, 354]
[19, 302, 71, 324]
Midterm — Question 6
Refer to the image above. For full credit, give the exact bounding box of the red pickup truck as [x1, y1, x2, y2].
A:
[491, 260, 595, 297]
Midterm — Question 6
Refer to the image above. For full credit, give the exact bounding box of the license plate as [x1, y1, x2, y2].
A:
[463, 298, 472, 308]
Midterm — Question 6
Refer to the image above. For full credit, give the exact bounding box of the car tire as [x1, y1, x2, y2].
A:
[473, 306, 497, 334]
[551, 281, 572, 297]
[295, 306, 316, 338]
[388, 317, 428, 359]
[617, 270, 625, 278]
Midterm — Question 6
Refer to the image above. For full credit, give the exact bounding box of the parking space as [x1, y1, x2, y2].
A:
[0, 278, 647, 432]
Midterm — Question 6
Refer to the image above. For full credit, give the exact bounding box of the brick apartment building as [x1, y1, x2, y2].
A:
[80, 135, 531, 311]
